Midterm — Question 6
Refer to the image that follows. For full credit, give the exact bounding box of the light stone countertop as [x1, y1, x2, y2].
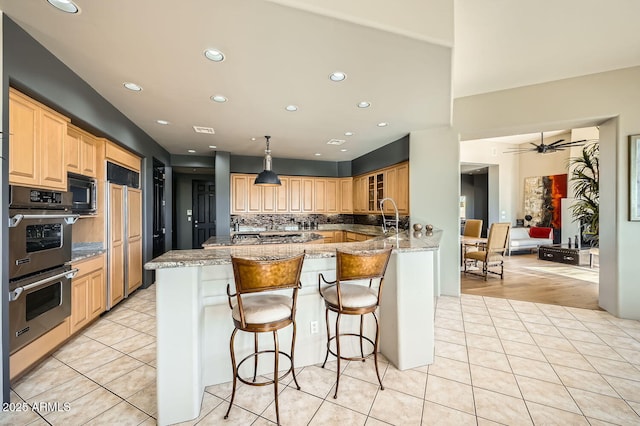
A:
[145, 229, 442, 270]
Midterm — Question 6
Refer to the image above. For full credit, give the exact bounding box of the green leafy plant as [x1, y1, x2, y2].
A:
[569, 143, 599, 246]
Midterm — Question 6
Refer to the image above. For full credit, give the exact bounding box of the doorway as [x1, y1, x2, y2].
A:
[192, 180, 216, 248]
[152, 158, 166, 258]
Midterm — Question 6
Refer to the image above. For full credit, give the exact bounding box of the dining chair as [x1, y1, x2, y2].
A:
[463, 222, 511, 280]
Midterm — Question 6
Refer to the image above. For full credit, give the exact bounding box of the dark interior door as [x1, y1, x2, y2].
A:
[192, 180, 216, 248]
[152, 159, 166, 257]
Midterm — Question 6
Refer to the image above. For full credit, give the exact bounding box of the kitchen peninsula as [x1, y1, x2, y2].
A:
[145, 228, 441, 425]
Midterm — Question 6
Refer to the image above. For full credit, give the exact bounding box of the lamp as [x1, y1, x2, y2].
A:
[254, 135, 281, 186]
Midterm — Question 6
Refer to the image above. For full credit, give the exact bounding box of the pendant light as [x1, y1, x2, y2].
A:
[254, 135, 281, 186]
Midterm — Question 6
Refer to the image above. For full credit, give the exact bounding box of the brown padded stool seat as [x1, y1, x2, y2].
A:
[225, 253, 305, 426]
[318, 248, 392, 398]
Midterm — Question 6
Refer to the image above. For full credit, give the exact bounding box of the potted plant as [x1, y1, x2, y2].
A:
[569, 143, 599, 246]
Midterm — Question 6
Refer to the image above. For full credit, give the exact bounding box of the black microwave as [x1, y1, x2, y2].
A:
[68, 173, 97, 214]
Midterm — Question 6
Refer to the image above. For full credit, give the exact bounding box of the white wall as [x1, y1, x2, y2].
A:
[454, 66, 640, 319]
[410, 127, 460, 296]
[460, 139, 520, 224]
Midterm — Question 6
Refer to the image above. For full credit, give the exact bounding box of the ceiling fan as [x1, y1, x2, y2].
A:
[504, 132, 593, 154]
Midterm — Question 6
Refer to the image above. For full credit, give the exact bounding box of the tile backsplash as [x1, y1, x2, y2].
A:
[231, 214, 409, 231]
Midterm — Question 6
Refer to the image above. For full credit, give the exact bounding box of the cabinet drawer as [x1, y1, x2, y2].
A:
[72, 254, 105, 275]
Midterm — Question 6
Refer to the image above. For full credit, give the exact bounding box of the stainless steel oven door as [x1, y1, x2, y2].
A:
[8, 210, 78, 279]
[8, 265, 77, 354]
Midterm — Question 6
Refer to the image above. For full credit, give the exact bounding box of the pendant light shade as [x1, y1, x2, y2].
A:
[254, 135, 281, 186]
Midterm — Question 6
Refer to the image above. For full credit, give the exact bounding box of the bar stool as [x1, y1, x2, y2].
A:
[318, 248, 392, 398]
[224, 253, 305, 425]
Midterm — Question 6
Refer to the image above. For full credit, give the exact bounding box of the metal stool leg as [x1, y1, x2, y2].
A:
[290, 320, 301, 390]
[359, 315, 365, 361]
[333, 313, 342, 399]
[321, 308, 331, 368]
[253, 333, 259, 382]
[372, 311, 384, 390]
[273, 330, 280, 426]
[224, 328, 239, 420]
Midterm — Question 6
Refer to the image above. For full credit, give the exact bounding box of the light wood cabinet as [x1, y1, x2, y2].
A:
[66, 124, 98, 177]
[9, 88, 69, 190]
[352, 162, 409, 215]
[70, 255, 106, 334]
[109, 184, 125, 307]
[325, 179, 339, 213]
[105, 140, 141, 172]
[248, 179, 262, 213]
[276, 177, 289, 212]
[339, 178, 353, 213]
[302, 178, 314, 212]
[127, 188, 143, 294]
[232, 174, 249, 213]
[314, 179, 327, 212]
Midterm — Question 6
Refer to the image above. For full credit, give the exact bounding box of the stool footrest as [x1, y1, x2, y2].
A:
[326, 333, 376, 362]
[236, 349, 295, 387]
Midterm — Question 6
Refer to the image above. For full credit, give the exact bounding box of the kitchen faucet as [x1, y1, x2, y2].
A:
[379, 197, 399, 235]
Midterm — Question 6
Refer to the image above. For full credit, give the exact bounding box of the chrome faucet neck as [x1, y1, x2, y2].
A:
[379, 197, 399, 234]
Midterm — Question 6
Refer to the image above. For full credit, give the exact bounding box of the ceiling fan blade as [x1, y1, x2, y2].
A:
[548, 139, 566, 146]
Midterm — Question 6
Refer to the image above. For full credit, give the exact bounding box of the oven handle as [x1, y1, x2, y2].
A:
[9, 268, 79, 302]
[8, 213, 80, 228]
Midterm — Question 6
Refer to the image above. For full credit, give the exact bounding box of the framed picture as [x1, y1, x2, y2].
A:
[630, 135, 640, 221]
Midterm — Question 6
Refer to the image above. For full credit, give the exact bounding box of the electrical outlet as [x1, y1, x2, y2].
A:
[310, 321, 319, 334]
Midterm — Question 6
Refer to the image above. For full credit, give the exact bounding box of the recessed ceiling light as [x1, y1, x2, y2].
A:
[251, 137, 256, 141]
[357, 101, 370, 108]
[211, 95, 227, 103]
[285, 105, 298, 112]
[204, 49, 225, 62]
[47, 0, 79, 13]
[344, 132, 354, 136]
[188, 149, 196, 153]
[209, 145, 217, 149]
[329, 72, 347, 82]
[156, 120, 170, 125]
[340, 149, 348, 152]
[377, 122, 389, 127]
[123, 82, 142, 92]
[314, 153, 322, 156]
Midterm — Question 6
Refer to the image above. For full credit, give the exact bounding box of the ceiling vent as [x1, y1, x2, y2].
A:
[326, 139, 346, 146]
[193, 126, 215, 134]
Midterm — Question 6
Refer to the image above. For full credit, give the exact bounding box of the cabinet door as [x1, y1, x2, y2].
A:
[89, 269, 106, 318]
[339, 178, 353, 213]
[80, 133, 98, 177]
[383, 166, 397, 213]
[314, 179, 326, 213]
[325, 179, 339, 213]
[39, 108, 68, 190]
[70, 275, 90, 334]
[8, 90, 39, 186]
[276, 177, 289, 212]
[248, 179, 262, 213]
[231, 174, 248, 213]
[289, 178, 302, 212]
[367, 175, 376, 212]
[66, 126, 82, 175]
[302, 178, 314, 212]
[395, 162, 410, 214]
[109, 184, 125, 307]
[263, 185, 277, 212]
[127, 188, 143, 294]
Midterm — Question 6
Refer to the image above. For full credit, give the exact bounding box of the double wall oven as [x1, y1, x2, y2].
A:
[8, 186, 79, 354]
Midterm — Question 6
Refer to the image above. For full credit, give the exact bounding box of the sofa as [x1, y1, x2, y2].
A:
[509, 227, 553, 255]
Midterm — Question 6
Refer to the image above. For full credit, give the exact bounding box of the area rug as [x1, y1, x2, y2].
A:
[525, 266, 599, 283]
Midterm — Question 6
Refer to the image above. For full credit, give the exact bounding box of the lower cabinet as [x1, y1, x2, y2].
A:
[70, 255, 106, 334]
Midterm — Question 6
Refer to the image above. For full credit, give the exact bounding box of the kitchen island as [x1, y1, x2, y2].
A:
[145, 229, 441, 425]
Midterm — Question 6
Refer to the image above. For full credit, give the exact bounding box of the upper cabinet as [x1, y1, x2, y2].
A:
[66, 124, 98, 178]
[353, 161, 410, 215]
[9, 88, 70, 190]
[229, 162, 408, 215]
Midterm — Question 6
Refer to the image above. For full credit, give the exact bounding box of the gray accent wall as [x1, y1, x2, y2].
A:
[351, 135, 410, 176]
[2, 16, 172, 291]
[215, 152, 231, 236]
[231, 155, 343, 177]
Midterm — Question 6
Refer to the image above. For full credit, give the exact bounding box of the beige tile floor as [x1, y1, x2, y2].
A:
[5, 285, 640, 425]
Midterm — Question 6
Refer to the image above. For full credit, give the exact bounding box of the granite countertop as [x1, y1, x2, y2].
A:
[231, 224, 387, 237]
[145, 229, 442, 270]
[70, 242, 106, 263]
[203, 232, 325, 247]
